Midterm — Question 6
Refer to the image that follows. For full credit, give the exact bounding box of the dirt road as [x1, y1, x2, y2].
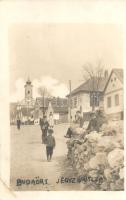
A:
[10, 124, 81, 191]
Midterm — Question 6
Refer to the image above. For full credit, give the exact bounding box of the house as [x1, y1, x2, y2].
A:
[34, 97, 68, 123]
[34, 97, 49, 118]
[50, 97, 68, 123]
[67, 72, 108, 121]
[46, 101, 68, 123]
[103, 68, 123, 120]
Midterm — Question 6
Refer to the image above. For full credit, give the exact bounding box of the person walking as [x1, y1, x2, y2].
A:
[17, 118, 21, 130]
[48, 112, 54, 128]
[16, 113, 21, 130]
[40, 115, 49, 144]
[45, 129, 56, 161]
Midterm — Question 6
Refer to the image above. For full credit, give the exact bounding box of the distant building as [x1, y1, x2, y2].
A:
[10, 78, 35, 124]
[20, 77, 35, 107]
[67, 73, 108, 121]
[103, 68, 123, 120]
[34, 97, 68, 123]
[10, 78, 68, 124]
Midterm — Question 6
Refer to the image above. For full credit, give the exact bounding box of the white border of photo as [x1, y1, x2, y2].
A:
[0, 0, 126, 200]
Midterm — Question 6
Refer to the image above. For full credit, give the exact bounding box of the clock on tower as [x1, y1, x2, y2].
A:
[24, 78, 33, 102]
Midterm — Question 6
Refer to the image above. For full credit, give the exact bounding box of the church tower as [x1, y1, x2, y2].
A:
[24, 77, 33, 102]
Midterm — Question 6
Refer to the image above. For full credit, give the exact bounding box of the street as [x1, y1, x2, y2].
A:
[10, 124, 81, 191]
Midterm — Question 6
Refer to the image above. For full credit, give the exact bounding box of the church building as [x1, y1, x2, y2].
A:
[10, 78, 68, 125]
[20, 77, 35, 107]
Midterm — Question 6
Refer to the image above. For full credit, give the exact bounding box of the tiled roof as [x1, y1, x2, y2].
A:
[35, 97, 68, 114]
[67, 77, 108, 97]
[35, 97, 68, 107]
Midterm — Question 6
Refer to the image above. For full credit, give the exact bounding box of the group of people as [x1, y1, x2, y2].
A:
[16, 108, 107, 161]
[65, 109, 107, 138]
[86, 110, 106, 133]
[39, 113, 56, 162]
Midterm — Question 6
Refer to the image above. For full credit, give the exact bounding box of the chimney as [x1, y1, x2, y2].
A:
[104, 70, 108, 79]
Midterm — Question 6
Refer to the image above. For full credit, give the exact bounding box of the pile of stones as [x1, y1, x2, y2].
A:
[66, 124, 124, 190]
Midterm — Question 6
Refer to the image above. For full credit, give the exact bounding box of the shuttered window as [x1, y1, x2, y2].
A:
[107, 96, 111, 108]
[115, 94, 119, 106]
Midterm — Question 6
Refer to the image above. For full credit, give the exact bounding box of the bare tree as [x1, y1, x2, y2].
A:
[38, 87, 51, 116]
[82, 60, 105, 111]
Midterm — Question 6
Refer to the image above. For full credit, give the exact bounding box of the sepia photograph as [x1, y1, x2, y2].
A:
[9, 23, 124, 191]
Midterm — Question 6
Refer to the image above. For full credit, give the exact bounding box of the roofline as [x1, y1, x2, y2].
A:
[103, 70, 113, 93]
[66, 89, 103, 97]
[66, 77, 107, 98]
[104, 69, 123, 93]
[66, 90, 91, 97]
[113, 68, 123, 83]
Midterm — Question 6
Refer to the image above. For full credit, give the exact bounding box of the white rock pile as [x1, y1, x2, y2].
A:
[66, 123, 124, 190]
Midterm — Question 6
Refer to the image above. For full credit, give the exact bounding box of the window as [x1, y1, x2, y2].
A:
[78, 95, 80, 105]
[74, 97, 77, 108]
[114, 77, 116, 81]
[121, 111, 123, 120]
[115, 94, 119, 106]
[107, 96, 111, 108]
[28, 90, 30, 94]
[90, 92, 100, 107]
[78, 95, 82, 105]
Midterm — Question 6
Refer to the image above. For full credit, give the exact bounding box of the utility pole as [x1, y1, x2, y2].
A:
[69, 80, 72, 125]
[43, 93, 45, 117]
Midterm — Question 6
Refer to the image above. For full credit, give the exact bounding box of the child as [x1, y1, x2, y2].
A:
[46, 129, 56, 161]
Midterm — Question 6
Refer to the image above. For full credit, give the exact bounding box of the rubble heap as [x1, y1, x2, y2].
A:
[66, 124, 124, 190]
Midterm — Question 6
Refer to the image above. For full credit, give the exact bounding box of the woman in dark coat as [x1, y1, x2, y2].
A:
[17, 119, 21, 130]
[40, 115, 49, 144]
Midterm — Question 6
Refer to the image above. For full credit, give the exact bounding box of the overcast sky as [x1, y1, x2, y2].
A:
[9, 23, 123, 101]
